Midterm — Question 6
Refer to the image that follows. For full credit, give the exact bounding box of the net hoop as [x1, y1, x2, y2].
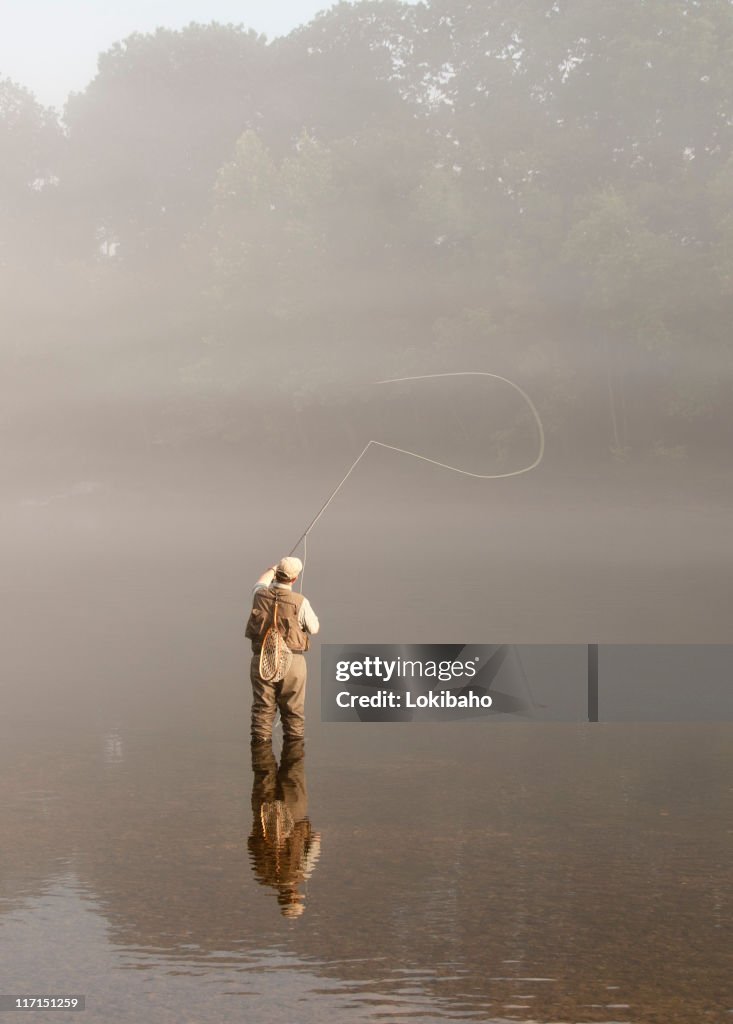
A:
[258, 593, 293, 682]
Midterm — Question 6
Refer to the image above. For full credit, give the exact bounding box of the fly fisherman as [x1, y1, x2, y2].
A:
[245, 557, 319, 744]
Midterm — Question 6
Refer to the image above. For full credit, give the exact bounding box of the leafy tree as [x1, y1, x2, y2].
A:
[209, 129, 335, 312]
[0, 77, 61, 268]
[270, 0, 415, 144]
[63, 24, 270, 261]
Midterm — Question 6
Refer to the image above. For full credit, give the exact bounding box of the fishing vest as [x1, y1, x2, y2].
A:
[245, 586, 310, 654]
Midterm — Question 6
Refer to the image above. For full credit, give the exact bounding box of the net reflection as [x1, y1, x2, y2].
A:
[248, 739, 321, 918]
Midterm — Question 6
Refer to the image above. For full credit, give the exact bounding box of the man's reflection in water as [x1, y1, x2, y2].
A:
[248, 739, 321, 918]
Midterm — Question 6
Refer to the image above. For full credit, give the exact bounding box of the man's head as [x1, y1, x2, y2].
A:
[275, 556, 303, 583]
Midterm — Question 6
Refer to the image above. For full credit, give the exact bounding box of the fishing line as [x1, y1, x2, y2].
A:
[291, 372, 545, 591]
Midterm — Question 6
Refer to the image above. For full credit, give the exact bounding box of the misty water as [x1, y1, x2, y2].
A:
[1, 467, 731, 1023]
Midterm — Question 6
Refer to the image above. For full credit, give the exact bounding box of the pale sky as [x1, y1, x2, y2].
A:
[0, 0, 334, 109]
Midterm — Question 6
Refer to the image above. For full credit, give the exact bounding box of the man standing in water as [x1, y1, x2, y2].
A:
[246, 556, 319, 744]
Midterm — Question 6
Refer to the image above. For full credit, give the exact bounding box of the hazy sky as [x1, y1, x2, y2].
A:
[0, 0, 333, 109]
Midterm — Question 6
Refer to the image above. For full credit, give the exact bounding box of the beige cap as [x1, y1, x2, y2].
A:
[276, 556, 303, 580]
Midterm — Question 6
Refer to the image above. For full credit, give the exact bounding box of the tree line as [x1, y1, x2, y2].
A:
[2, 0, 732, 471]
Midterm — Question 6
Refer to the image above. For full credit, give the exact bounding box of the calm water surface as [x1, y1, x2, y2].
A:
[0, 722, 729, 1024]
